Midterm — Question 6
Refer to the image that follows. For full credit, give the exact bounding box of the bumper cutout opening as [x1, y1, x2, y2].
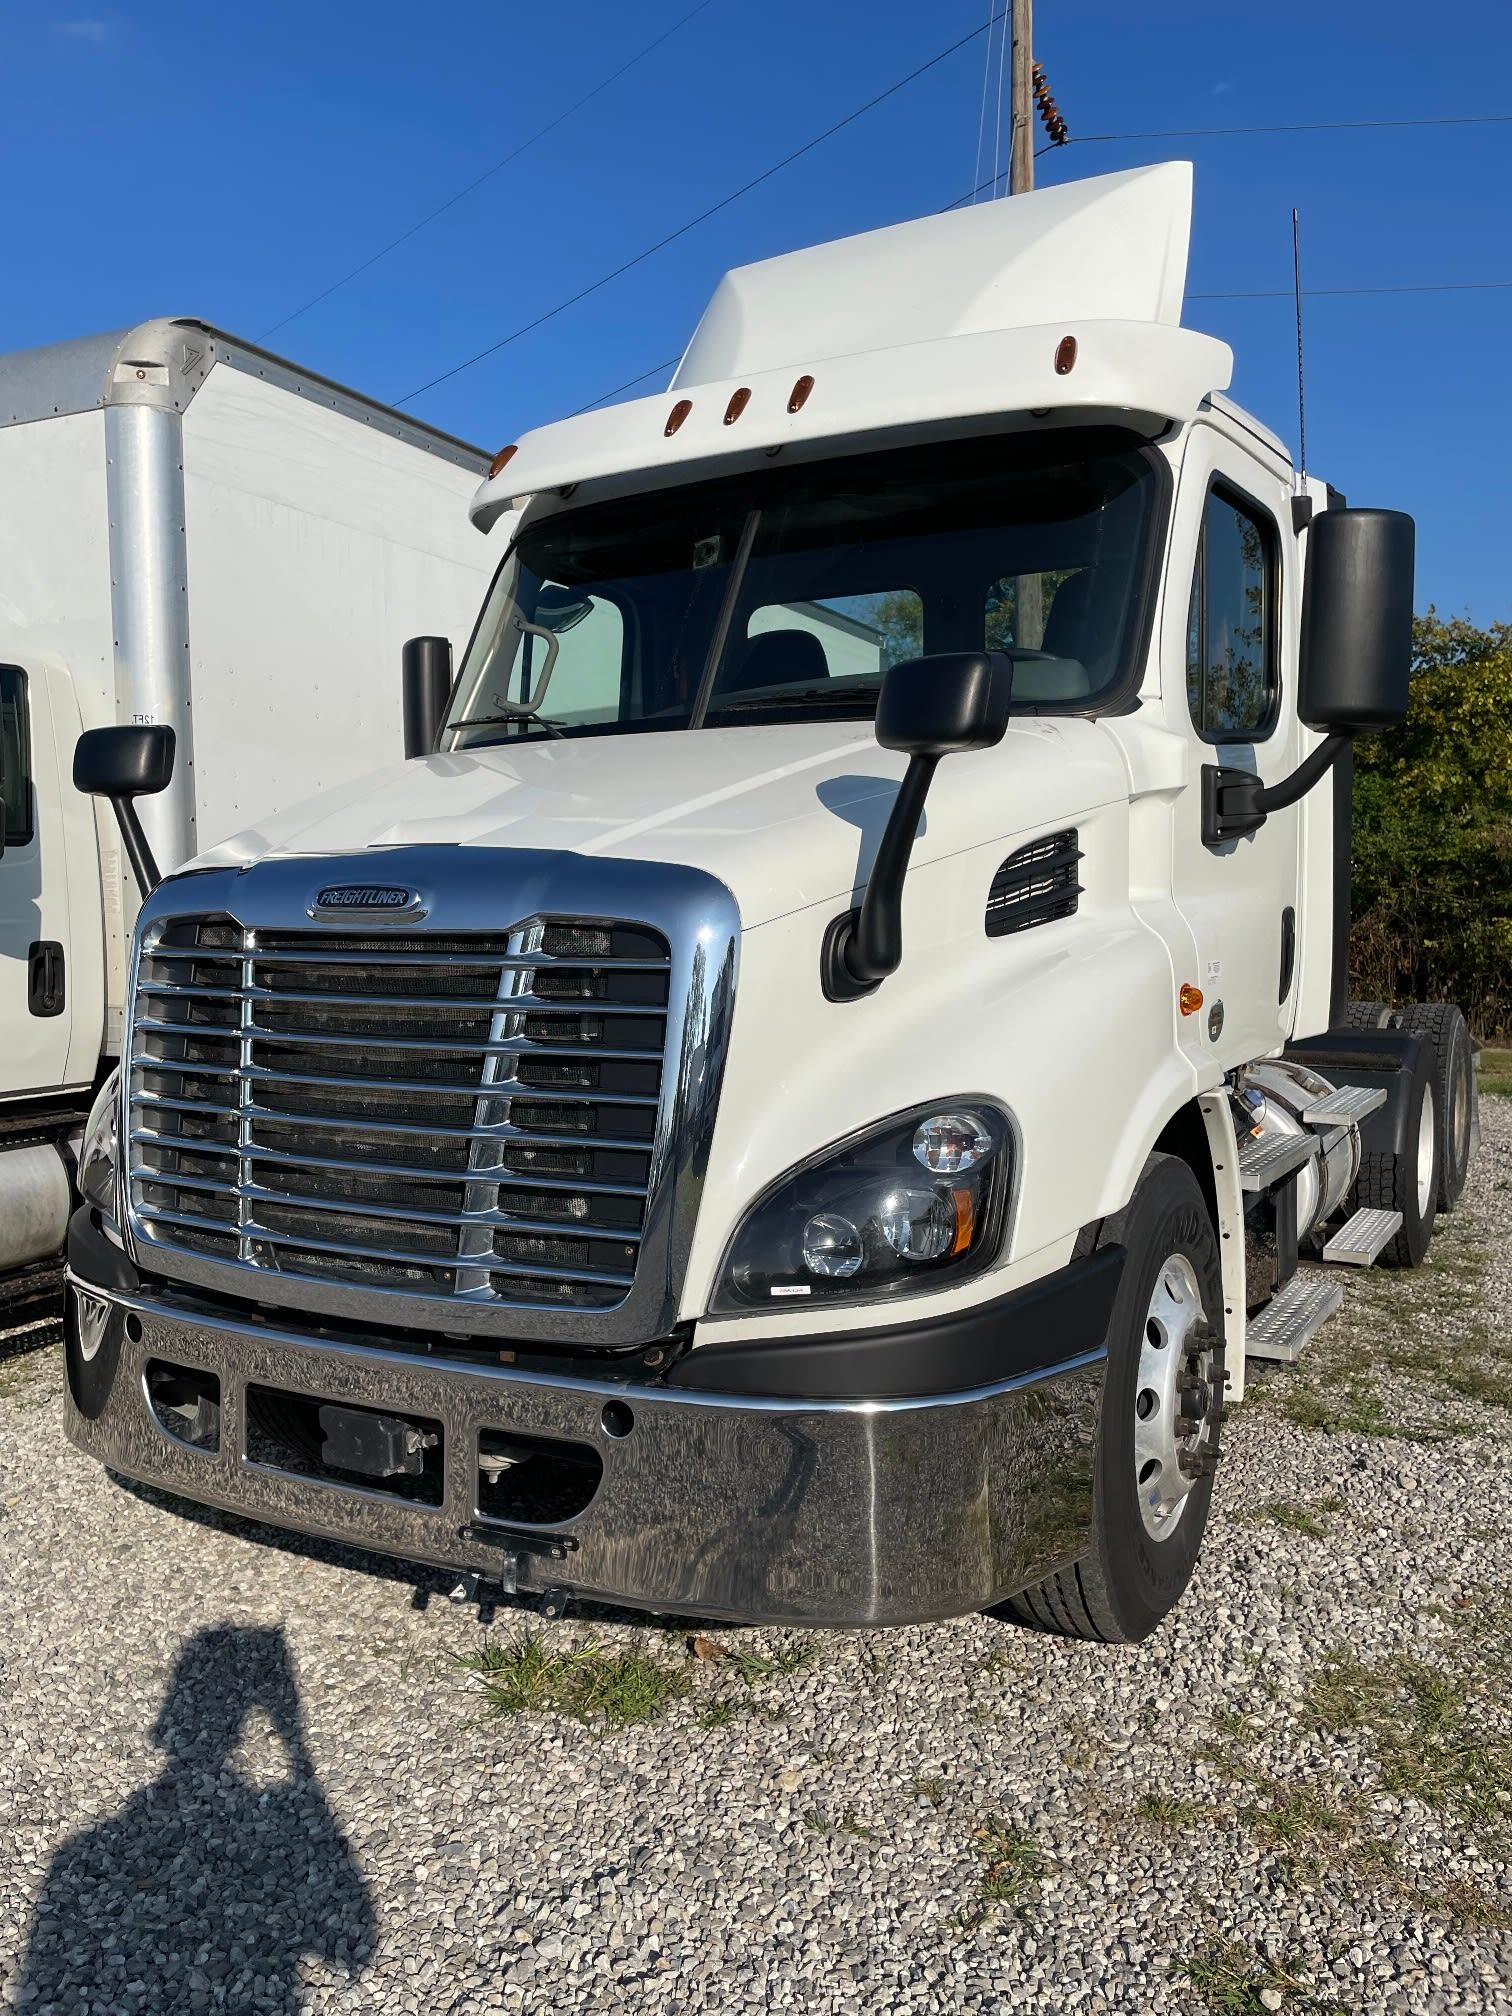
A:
[246, 1383, 444, 1505]
[145, 1358, 222, 1452]
[477, 1427, 602, 1527]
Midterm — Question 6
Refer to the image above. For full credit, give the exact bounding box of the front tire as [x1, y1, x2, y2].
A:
[1008, 1154, 1225, 1643]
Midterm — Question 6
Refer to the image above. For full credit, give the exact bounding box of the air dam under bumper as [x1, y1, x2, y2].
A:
[63, 1274, 1107, 1629]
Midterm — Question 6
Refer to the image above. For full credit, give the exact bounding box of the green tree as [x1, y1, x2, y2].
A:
[1349, 612, 1512, 1035]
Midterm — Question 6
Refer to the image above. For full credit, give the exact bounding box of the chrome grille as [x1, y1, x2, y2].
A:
[127, 916, 672, 1312]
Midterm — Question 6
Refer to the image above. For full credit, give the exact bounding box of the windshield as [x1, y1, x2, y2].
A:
[444, 429, 1160, 748]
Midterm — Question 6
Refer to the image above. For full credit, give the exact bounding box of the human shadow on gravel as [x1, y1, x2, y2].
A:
[17, 1624, 375, 2015]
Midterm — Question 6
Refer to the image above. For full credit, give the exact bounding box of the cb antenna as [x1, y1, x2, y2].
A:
[1292, 206, 1308, 483]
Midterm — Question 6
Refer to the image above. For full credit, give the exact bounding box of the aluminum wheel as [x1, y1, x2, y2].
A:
[1416, 1085, 1436, 1220]
[1132, 1253, 1215, 1541]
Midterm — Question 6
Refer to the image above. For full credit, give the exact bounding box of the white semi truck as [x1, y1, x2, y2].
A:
[60, 168, 1479, 1639]
[0, 321, 491, 1319]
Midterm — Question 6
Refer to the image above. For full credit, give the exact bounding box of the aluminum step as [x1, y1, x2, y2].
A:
[1245, 1275, 1344, 1364]
[1322, 1205, 1403, 1267]
[1236, 1129, 1319, 1192]
[1300, 1084, 1388, 1128]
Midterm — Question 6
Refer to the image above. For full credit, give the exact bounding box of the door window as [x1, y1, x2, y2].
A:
[0, 667, 33, 848]
[1186, 487, 1279, 741]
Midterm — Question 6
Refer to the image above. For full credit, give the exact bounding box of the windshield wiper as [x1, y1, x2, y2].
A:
[708, 684, 880, 715]
[453, 704, 568, 739]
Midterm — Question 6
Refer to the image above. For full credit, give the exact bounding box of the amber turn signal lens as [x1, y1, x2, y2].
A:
[1054, 336, 1077, 376]
[950, 1187, 976, 1256]
[488, 444, 518, 479]
[664, 399, 692, 437]
[723, 386, 751, 425]
[787, 373, 815, 414]
[1179, 983, 1204, 1017]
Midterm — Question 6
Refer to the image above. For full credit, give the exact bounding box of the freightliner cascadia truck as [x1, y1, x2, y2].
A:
[0, 320, 492, 1322]
[59, 167, 1479, 1640]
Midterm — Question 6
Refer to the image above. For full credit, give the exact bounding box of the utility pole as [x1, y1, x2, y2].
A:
[1009, 0, 1042, 641]
[1009, 0, 1034, 195]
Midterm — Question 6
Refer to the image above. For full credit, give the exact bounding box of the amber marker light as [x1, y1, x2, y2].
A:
[664, 399, 692, 437]
[1179, 983, 1204, 1017]
[488, 444, 518, 479]
[950, 1187, 976, 1256]
[1054, 336, 1078, 375]
[787, 373, 815, 414]
[724, 386, 752, 425]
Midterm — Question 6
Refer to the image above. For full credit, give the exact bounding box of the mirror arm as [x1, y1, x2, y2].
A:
[1202, 731, 1351, 848]
[822, 753, 939, 1000]
[109, 797, 161, 898]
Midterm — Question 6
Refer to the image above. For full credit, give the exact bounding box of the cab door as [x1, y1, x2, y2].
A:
[1164, 432, 1302, 1072]
[0, 662, 77, 1097]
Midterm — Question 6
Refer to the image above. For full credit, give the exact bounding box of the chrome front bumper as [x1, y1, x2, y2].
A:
[62, 1278, 1103, 1627]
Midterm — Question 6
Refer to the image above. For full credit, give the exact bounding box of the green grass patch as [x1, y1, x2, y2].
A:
[1243, 1784, 1341, 1848]
[974, 1818, 1045, 1909]
[1252, 1496, 1343, 1538]
[1306, 1615, 1512, 1840]
[1175, 1939, 1315, 2012]
[1478, 1046, 1512, 1099]
[1135, 1793, 1210, 1826]
[456, 1631, 691, 1729]
[723, 1638, 816, 1685]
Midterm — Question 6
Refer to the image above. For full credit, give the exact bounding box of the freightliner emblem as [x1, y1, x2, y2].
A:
[309, 883, 426, 919]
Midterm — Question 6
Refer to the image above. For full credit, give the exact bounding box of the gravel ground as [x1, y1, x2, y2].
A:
[2, 1103, 1510, 2016]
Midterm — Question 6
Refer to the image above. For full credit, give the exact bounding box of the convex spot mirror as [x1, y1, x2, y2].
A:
[825, 651, 1014, 999]
[1299, 507, 1414, 733]
[73, 724, 175, 800]
[875, 649, 1015, 757]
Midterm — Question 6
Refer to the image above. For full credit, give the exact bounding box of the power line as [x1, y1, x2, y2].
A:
[1054, 111, 1512, 145]
[571, 358, 680, 415]
[259, 0, 722, 341]
[393, 6, 1012, 407]
[1193, 279, 1512, 299]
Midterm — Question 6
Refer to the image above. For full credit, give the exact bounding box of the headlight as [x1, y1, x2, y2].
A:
[79, 1068, 121, 1223]
[712, 1103, 1012, 1313]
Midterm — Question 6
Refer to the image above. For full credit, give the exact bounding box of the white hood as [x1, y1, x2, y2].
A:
[190, 720, 1128, 930]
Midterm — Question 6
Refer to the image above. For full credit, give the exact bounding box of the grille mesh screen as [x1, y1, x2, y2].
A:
[127, 916, 669, 1311]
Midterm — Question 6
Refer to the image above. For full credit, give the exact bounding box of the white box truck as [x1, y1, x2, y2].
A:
[0, 320, 492, 1314]
[60, 169, 1479, 1639]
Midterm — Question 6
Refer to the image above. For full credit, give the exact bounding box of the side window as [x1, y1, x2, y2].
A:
[0, 666, 34, 849]
[1186, 487, 1278, 740]
[524, 587, 625, 723]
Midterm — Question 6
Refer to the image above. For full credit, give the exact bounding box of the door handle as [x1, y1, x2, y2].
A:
[28, 939, 65, 1018]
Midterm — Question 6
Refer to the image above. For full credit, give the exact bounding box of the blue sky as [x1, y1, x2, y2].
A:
[6, 1, 1509, 619]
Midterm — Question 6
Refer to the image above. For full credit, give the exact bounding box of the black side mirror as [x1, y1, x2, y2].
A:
[73, 725, 175, 896]
[1204, 506, 1415, 848]
[403, 636, 453, 758]
[823, 652, 1013, 999]
[1299, 507, 1415, 731]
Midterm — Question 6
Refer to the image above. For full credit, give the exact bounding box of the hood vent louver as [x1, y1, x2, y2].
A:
[986, 828, 1083, 938]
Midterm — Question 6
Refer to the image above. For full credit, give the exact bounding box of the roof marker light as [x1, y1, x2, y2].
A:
[724, 386, 752, 426]
[665, 399, 692, 437]
[1054, 336, 1078, 376]
[787, 374, 815, 414]
[488, 444, 518, 479]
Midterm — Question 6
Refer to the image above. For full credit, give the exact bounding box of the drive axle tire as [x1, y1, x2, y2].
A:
[1393, 1003, 1473, 1213]
[1352, 1035, 1440, 1267]
[1342, 1000, 1393, 1031]
[1006, 1154, 1225, 1644]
